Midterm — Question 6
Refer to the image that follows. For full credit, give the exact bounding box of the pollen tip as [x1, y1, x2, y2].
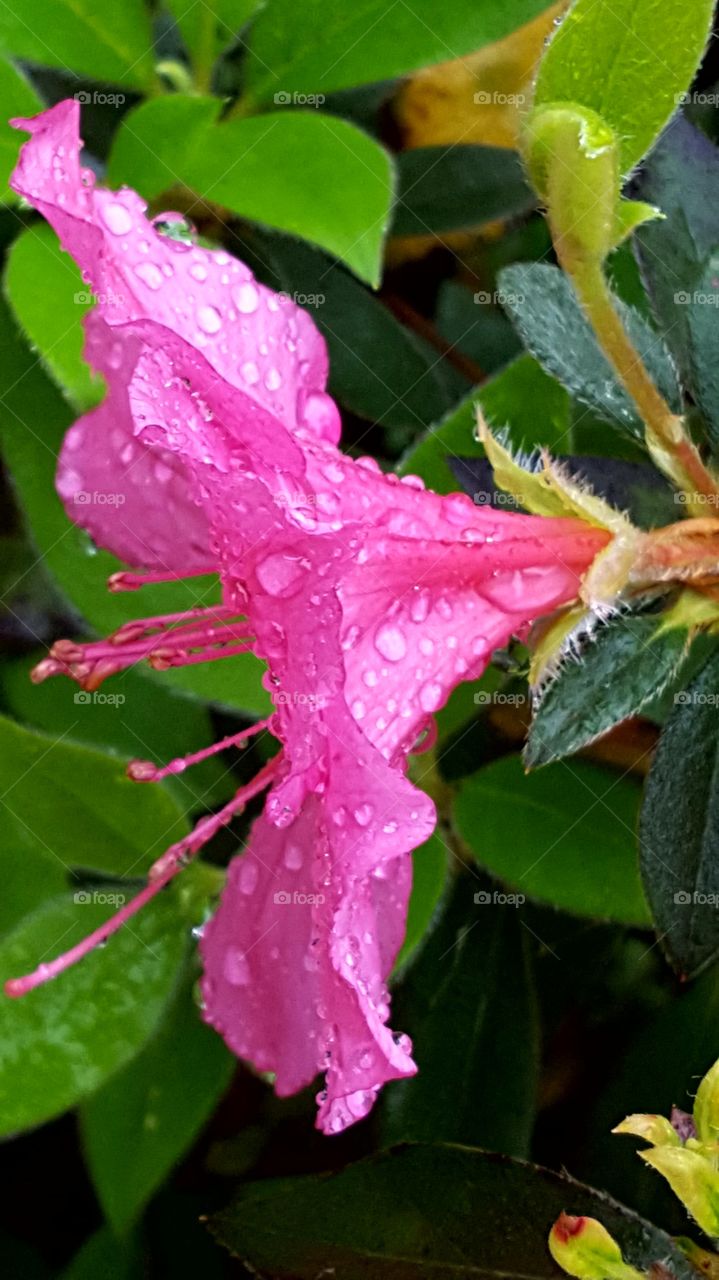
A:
[127, 759, 158, 782]
[30, 659, 56, 683]
[4, 977, 28, 998]
[108, 571, 132, 592]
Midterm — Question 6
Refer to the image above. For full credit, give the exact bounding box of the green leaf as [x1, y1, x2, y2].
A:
[61, 1229, 142, 1280]
[108, 97, 394, 286]
[0, 294, 270, 715]
[0, 712, 188, 877]
[0, 830, 66, 937]
[525, 613, 693, 768]
[394, 833, 447, 972]
[210, 1143, 698, 1278]
[5, 223, 105, 411]
[244, 0, 557, 102]
[165, 0, 259, 65]
[384, 874, 538, 1154]
[533, 0, 714, 176]
[498, 263, 680, 440]
[0, 886, 190, 1135]
[400, 355, 570, 493]
[0, 655, 235, 814]
[81, 978, 234, 1231]
[0, 0, 155, 89]
[392, 146, 535, 238]
[0, 58, 41, 201]
[639, 651, 719, 978]
[682, 253, 719, 452]
[256, 232, 461, 429]
[455, 755, 649, 926]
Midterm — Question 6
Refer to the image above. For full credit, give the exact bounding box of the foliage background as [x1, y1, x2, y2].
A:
[0, 0, 718, 1275]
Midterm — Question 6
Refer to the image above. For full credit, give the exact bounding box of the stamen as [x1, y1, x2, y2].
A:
[4, 758, 278, 998]
[128, 720, 270, 781]
[109, 566, 219, 592]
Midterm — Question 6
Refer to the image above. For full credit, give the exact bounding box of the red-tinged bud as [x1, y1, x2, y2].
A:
[127, 760, 159, 782]
[549, 1213, 645, 1280]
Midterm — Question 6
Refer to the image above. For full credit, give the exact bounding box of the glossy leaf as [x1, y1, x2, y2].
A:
[5, 223, 104, 411]
[0, 0, 155, 89]
[0, 831, 66, 937]
[0, 712, 188, 876]
[109, 97, 394, 286]
[400, 355, 570, 493]
[244, 0, 556, 102]
[384, 873, 538, 1154]
[210, 1143, 697, 1278]
[165, 0, 259, 65]
[256, 232, 462, 429]
[392, 145, 535, 237]
[455, 755, 649, 925]
[525, 613, 693, 768]
[394, 833, 447, 973]
[82, 978, 234, 1231]
[640, 651, 719, 978]
[499, 263, 680, 440]
[0, 886, 190, 1135]
[533, 0, 714, 175]
[0, 59, 41, 201]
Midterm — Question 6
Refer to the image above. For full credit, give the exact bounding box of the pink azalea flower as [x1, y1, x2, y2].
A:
[5, 102, 611, 1132]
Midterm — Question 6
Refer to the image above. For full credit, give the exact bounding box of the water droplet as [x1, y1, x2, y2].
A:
[351, 698, 366, 721]
[101, 201, 132, 235]
[241, 360, 260, 385]
[374, 622, 407, 662]
[256, 552, 309, 598]
[239, 859, 259, 895]
[233, 281, 260, 313]
[197, 304, 222, 334]
[284, 843, 303, 870]
[190, 261, 208, 282]
[264, 366, 282, 391]
[224, 947, 250, 986]
[354, 803, 374, 827]
[419, 681, 443, 712]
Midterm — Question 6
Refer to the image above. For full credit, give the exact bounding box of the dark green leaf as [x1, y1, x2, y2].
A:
[244, 0, 556, 102]
[639, 651, 719, 977]
[400, 355, 570, 493]
[455, 755, 649, 926]
[0, 829, 66, 937]
[384, 873, 538, 1155]
[108, 97, 394, 286]
[684, 253, 719, 451]
[0, 712, 188, 876]
[533, 0, 714, 176]
[392, 146, 535, 238]
[5, 223, 105, 411]
[165, 0, 259, 65]
[0, 0, 154, 89]
[526, 613, 693, 768]
[499, 263, 680, 440]
[0, 59, 41, 201]
[210, 1142, 698, 1278]
[0, 885, 190, 1134]
[82, 978, 234, 1231]
[633, 117, 719, 449]
[394, 833, 447, 972]
[256, 232, 462, 429]
[61, 1227, 143, 1280]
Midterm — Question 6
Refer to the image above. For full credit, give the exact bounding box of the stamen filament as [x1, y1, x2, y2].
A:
[128, 720, 270, 781]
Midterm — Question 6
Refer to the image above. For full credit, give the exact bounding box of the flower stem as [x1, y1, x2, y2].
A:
[193, 0, 217, 94]
[559, 248, 719, 513]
